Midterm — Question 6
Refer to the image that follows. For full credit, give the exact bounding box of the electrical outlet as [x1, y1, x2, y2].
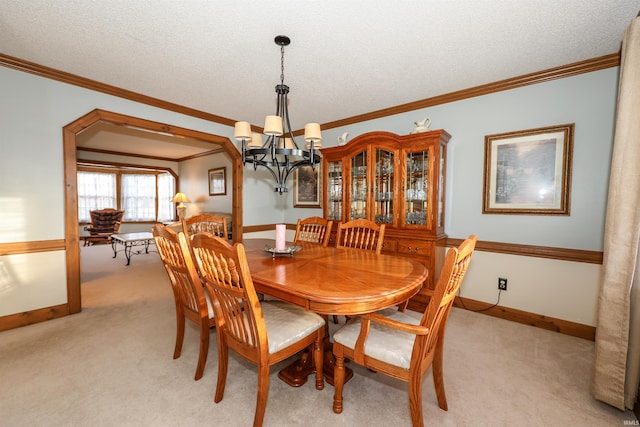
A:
[498, 277, 508, 291]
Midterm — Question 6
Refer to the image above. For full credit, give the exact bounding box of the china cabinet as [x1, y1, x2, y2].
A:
[322, 130, 450, 309]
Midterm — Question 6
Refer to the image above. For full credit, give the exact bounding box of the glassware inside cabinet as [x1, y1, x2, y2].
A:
[327, 161, 343, 221]
[405, 151, 429, 225]
[374, 148, 394, 224]
[350, 152, 367, 220]
[438, 146, 445, 228]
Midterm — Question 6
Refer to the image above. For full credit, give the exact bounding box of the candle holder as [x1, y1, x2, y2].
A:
[264, 244, 302, 258]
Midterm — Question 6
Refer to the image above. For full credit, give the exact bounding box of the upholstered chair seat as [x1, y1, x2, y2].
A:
[332, 235, 478, 427]
[260, 301, 326, 353]
[333, 308, 421, 369]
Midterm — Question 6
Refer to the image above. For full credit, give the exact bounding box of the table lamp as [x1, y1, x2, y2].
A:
[172, 192, 191, 221]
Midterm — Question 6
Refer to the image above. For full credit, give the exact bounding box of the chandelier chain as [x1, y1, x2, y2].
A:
[280, 44, 285, 85]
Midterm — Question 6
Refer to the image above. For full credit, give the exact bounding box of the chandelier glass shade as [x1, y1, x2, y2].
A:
[234, 35, 322, 195]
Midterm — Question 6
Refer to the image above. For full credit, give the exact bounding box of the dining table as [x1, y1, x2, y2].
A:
[241, 238, 428, 387]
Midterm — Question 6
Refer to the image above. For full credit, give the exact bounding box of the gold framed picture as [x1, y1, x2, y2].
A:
[483, 124, 574, 215]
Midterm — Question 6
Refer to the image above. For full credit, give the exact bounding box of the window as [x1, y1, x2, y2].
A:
[121, 174, 157, 221]
[77, 166, 176, 223]
[77, 171, 117, 223]
[157, 173, 176, 222]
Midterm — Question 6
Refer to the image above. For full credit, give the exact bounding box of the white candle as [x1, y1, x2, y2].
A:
[275, 224, 286, 251]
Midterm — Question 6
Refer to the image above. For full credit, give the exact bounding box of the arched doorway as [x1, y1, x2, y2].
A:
[63, 109, 243, 313]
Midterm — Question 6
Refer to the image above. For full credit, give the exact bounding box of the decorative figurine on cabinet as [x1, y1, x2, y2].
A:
[411, 117, 432, 134]
[338, 132, 349, 146]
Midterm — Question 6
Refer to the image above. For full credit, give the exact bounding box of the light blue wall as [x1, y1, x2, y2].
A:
[0, 65, 236, 243]
[0, 66, 232, 316]
[0, 62, 620, 324]
[297, 68, 619, 251]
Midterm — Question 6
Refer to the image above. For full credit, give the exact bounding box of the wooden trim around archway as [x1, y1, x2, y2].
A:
[63, 108, 242, 314]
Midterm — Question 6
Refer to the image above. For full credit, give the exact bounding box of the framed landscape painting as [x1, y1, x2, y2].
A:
[482, 124, 574, 215]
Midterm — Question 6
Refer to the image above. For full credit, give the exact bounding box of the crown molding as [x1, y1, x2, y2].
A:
[0, 51, 620, 130]
[321, 53, 621, 130]
[0, 52, 236, 127]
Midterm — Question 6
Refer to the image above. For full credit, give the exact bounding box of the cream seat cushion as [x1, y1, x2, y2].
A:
[260, 301, 325, 354]
[332, 308, 422, 369]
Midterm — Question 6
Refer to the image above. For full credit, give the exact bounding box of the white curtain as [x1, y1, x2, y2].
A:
[157, 172, 176, 222]
[120, 174, 156, 222]
[592, 15, 640, 410]
[77, 171, 117, 222]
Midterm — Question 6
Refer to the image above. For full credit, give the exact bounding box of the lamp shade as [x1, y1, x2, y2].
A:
[304, 123, 322, 147]
[306, 140, 323, 149]
[264, 115, 283, 136]
[248, 132, 263, 148]
[280, 137, 295, 149]
[234, 121, 252, 140]
[172, 192, 191, 204]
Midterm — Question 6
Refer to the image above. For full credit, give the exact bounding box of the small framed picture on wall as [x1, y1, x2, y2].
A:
[294, 164, 321, 208]
[208, 167, 227, 196]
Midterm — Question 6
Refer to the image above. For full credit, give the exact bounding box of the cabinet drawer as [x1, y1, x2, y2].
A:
[397, 239, 432, 256]
[380, 238, 397, 253]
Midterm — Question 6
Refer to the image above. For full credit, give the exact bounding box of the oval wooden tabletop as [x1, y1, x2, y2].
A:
[241, 238, 427, 316]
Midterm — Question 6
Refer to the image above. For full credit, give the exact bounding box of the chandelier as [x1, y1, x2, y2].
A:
[233, 35, 322, 194]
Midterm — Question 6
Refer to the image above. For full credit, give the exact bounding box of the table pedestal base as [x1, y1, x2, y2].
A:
[278, 340, 353, 387]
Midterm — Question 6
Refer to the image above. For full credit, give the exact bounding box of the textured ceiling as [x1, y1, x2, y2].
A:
[1, 1, 638, 158]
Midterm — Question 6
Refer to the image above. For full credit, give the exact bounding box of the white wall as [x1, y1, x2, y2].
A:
[0, 252, 67, 317]
[178, 153, 233, 217]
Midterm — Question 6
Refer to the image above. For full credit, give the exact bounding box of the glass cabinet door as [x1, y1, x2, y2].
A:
[327, 160, 343, 221]
[404, 150, 429, 226]
[350, 151, 367, 220]
[437, 145, 445, 229]
[374, 148, 394, 224]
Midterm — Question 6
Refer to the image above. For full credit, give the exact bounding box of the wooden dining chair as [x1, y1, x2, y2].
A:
[331, 234, 478, 427]
[183, 214, 229, 240]
[151, 224, 215, 381]
[333, 218, 386, 322]
[294, 216, 333, 247]
[184, 232, 326, 427]
[335, 218, 385, 254]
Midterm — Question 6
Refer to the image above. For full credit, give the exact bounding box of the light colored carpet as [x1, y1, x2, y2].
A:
[0, 243, 635, 426]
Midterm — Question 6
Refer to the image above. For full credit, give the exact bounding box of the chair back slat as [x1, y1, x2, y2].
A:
[152, 224, 207, 317]
[336, 219, 385, 254]
[187, 233, 265, 352]
[294, 216, 333, 247]
[183, 214, 228, 239]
